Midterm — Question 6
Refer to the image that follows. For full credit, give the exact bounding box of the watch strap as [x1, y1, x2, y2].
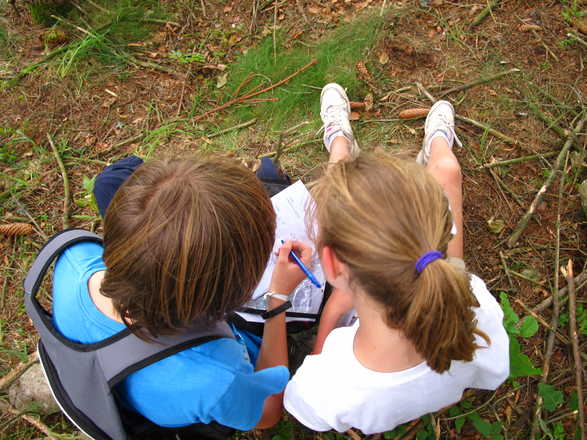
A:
[261, 300, 292, 319]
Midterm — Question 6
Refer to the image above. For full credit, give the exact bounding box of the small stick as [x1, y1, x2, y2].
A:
[260, 138, 320, 158]
[499, 251, 515, 290]
[205, 119, 257, 139]
[272, 1, 277, 63]
[438, 68, 520, 97]
[471, 0, 500, 28]
[567, 32, 587, 49]
[507, 115, 585, 247]
[566, 260, 585, 440]
[199, 0, 207, 17]
[14, 200, 48, 241]
[456, 115, 520, 145]
[273, 121, 310, 165]
[514, 298, 570, 345]
[0, 401, 58, 440]
[0, 352, 38, 391]
[529, 152, 566, 440]
[241, 97, 279, 104]
[194, 59, 318, 121]
[346, 429, 362, 440]
[527, 101, 570, 140]
[47, 135, 70, 229]
[232, 73, 254, 98]
[534, 271, 587, 313]
[480, 152, 558, 168]
[295, 0, 309, 24]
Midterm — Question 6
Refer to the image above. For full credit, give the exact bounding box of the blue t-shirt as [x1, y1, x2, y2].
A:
[52, 241, 289, 430]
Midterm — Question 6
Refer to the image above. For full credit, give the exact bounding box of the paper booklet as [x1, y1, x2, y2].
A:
[236, 180, 326, 323]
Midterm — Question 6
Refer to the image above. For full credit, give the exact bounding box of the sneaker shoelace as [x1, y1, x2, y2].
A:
[319, 104, 350, 136]
[433, 113, 463, 148]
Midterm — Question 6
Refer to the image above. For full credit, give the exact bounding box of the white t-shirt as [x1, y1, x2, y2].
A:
[284, 275, 509, 435]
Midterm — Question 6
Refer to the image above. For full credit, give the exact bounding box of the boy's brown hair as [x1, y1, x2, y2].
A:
[100, 157, 275, 339]
[310, 152, 490, 373]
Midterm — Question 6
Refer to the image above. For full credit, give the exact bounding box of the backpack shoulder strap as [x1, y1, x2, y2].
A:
[24, 229, 102, 329]
[97, 320, 235, 388]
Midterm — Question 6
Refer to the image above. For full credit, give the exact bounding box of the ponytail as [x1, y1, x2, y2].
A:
[402, 258, 490, 373]
[310, 152, 492, 375]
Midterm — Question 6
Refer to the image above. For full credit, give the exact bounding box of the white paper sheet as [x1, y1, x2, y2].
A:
[237, 180, 326, 323]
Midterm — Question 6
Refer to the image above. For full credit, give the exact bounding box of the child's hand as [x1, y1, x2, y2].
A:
[269, 240, 314, 295]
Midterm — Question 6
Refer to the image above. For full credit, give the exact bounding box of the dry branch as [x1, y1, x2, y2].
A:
[194, 59, 318, 121]
[534, 271, 587, 313]
[456, 115, 520, 145]
[47, 135, 70, 230]
[480, 152, 558, 169]
[507, 115, 586, 247]
[438, 68, 520, 97]
[205, 119, 257, 139]
[0, 352, 38, 391]
[0, 400, 58, 440]
[566, 261, 585, 440]
[529, 152, 566, 440]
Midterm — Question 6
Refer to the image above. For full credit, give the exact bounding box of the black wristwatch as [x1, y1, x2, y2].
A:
[261, 291, 292, 319]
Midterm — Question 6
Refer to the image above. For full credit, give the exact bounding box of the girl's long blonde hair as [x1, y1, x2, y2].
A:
[310, 153, 489, 373]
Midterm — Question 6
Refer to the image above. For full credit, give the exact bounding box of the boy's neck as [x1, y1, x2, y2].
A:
[353, 290, 425, 373]
[88, 271, 124, 324]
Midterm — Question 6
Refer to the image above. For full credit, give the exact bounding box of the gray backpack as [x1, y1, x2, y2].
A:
[24, 229, 236, 440]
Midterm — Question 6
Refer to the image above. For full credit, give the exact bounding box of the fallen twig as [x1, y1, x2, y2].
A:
[48, 135, 70, 230]
[480, 152, 558, 169]
[529, 151, 566, 440]
[194, 59, 318, 121]
[527, 101, 571, 140]
[534, 270, 587, 313]
[259, 138, 320, 158]
[205, 119, 257, 139]
[499, 251, 515, 290]
[471, 0, 500, 28]
[0, 400, 58, 439]
[273, 121, 310, 165]
[514, 298, 570, 345]
[0, 352, 38, 391]
[566, 260, 585, 440]
[438, 68, 520, 97]
[456, 114, 520, 145]
[567, 32, 587, 49]
[507, 114, 585, 247]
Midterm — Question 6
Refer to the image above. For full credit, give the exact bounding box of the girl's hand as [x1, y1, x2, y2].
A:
[269, 240, 314, 295]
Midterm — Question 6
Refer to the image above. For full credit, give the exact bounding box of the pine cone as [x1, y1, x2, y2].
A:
[0, 223, 35, 236]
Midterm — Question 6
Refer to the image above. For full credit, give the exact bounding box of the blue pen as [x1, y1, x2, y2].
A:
[281, 240, 322, 288]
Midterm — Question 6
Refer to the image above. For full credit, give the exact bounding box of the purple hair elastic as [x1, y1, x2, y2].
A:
[415, 250, 444, 274]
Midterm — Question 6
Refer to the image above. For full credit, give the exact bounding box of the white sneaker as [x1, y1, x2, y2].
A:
[416, 100, 462, 165]
[320, 83, 360, 158]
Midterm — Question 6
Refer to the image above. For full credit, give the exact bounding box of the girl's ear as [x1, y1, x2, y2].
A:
[321, 245, 350, 291]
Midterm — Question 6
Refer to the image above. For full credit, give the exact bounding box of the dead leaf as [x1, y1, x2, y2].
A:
[216, 73, 228, 89]
[487, 217, 505, 234]
[378, 51, 389, 65]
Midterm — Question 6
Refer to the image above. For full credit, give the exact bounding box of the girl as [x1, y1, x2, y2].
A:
[52, 156, 313, 436]
[283, 84, 509, 434]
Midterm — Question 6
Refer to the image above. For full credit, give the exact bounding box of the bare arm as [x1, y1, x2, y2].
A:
[254, 240, 313, 429]
[312, 288, 354, 355]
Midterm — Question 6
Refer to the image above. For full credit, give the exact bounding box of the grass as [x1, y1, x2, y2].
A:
[53, 0, 165, 78]
[215, 12, 384, 130]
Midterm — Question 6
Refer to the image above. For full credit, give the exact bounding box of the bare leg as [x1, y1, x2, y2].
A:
[328, 136, 352, 165]
[426, 137, 463, 259]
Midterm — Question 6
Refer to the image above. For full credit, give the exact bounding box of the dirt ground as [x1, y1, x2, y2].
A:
[0, 0, 586, 439]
